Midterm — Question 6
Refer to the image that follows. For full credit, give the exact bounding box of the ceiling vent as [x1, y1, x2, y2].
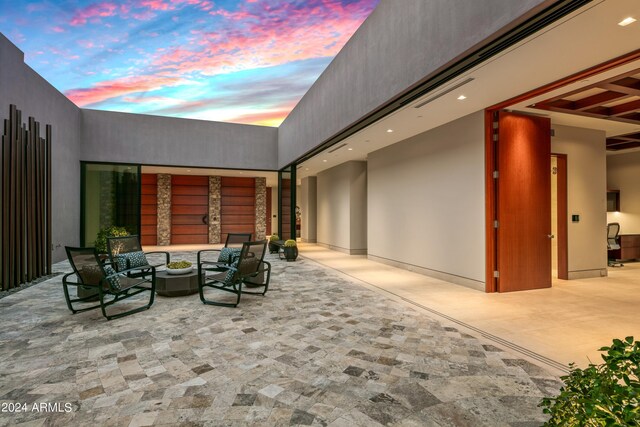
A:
[327, 143, 348, 153]
[413, 78, 474, 109]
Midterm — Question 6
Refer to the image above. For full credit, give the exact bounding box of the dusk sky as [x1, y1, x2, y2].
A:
[0, 0, 379, 126]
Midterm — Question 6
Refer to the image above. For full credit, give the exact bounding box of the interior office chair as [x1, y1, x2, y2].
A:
[607, 222, 623, 267]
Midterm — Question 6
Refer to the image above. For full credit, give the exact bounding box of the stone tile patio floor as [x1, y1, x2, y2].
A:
[0, 252, 562, 426]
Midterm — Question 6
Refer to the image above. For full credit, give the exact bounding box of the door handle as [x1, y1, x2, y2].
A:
[548, 234, 555, 239]
[202, 215, 208, 225]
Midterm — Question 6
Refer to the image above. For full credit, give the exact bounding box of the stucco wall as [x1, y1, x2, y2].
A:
[278, 0, 550, 168]
[317, 161, 367, 254]
[607, 151, 640, 234]
[0, 34, 82, 262]
[367, 111, 485, 289]
[552, 124, 607, 279]
[81, 109, 278, 171]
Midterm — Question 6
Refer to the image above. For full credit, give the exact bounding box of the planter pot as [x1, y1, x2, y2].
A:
[269, 242, 280, 254]
[166, 266, 193, 275]
[283, 246, 298, 262]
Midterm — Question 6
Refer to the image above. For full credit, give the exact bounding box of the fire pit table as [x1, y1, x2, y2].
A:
[156, 270, 203, 297]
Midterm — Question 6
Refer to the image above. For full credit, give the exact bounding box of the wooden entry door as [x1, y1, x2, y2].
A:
[171, 175, 209, 244]
[496, 111, 552, 292]
[220, 177, 255, 243]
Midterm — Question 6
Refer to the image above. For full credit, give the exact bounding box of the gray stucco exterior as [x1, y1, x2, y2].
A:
[81, 109, 278, 171]
[277, 0, 551, 168]
[1, 33, 82, 262]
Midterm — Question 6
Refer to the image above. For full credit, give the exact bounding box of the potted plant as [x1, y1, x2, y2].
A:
[283, 239, 298, 261]
[94, 226, 130, 255]
[166, 260, 193, 275]
[269, 234, 280, 254]
[540, 336, 639, 426]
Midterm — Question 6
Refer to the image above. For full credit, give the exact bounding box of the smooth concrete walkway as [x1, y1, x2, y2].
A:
[295, 243, 640, 370]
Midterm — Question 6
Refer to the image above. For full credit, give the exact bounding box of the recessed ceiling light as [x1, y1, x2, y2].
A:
[386, 129, 393, 133]
[457, 95, 467, 100]
[322, 159, 327, 162]
[348, 148, 353, 151]
[187, 169, 191, 172]
[618, 17, 637, 26]
[305, 168, 309, 171]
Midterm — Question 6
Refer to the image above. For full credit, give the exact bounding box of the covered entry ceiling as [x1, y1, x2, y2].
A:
[530, 68, 640, 151]
[298, 0, 640, 176]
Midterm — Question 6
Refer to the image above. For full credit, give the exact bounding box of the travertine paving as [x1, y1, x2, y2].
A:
[0, 252, 560, 426]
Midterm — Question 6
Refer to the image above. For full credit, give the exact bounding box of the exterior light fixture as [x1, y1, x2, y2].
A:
[457, 95, 467, 100]
[618, 17, 637, 26]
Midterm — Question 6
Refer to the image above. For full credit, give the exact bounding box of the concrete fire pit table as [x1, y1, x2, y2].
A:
[155, 269, 203, 297]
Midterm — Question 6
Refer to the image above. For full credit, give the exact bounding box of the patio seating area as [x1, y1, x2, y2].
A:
[0, 250, 559, 426]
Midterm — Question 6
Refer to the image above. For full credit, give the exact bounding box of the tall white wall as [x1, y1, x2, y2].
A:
[317, 161, 367, 254]
[367, 111, 485, 290]
[607, 150, 640, 234]
[300, 177, 317, 243]
[551, 125, 607, 278]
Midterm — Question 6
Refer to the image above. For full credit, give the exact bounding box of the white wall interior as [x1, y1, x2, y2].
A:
[551, 124, 607, 279]
[607, 150, 640, 234]
[551, 156, 558, 276]
[316, 161, 367, 254]
[300, 177, 317, 243]
[367, 111, 485, 290]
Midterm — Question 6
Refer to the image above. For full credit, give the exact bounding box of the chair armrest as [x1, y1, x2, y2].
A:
[197, 249, 222, 265]
[103, 265, 156, 292]
[63, 271, 93, 286]
[145, 251, 170, 265]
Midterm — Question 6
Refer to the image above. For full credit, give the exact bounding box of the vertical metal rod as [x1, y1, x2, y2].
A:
[46, 125, 52, 273]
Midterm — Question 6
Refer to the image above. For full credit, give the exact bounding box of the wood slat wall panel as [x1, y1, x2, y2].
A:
[141, 174, 157, 185]
[172, 215, 206, 225]
[172, 225, 208, 235]
[171, 175, 209, 244]
[221, 215, 255, 225]
[141, 215, 158, 225]
[221, 187, 255, 197]
[141, 225, 158, 235]
[220, 177, 255, 242]
[172, 195, 208, 205]
[172, 185, 208, 196]
[141, 184, 157, 195]
[221, 196, 255, 206]
[172, 205, 207, 215]
[221, 205, 255, 215]
[172, 175, 208, 186]
[1, 105, 51, 291]
[141, 194, 157, 205]
[221, 177, 255, 187]
[141, 236, 157, 245]
[171, 235, 208, 244]
[141, 205, 158, 215]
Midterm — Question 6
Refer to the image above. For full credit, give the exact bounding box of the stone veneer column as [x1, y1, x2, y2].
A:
[208, 176, 221, 244]
[156, 174, 171, 246]
[255, 177, 266, 241]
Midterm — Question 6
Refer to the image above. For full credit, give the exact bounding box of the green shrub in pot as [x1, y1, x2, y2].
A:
[94, 226, 129, 254]
[283, 239, 298, 261]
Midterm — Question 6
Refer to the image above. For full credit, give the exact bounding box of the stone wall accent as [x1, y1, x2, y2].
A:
[208, 176, 221, 244]
[157, 174, 171, 246]
[255, 177, 267, 241]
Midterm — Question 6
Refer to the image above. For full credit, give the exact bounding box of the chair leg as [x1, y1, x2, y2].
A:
[199, 281, 241, 308]
[100, 285, 155, 321]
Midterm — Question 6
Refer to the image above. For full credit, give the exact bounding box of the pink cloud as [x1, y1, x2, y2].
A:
[65, 75, 187, 106]
[51, 26, 66, 33]
[69, 2, 118, 26]
[150, 0, 374, 77]
[139, 0, 173, 11]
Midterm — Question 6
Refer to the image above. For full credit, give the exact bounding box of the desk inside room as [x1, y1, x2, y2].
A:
[609, 234, 640, 262]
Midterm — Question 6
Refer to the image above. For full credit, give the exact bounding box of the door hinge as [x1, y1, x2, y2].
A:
[493, 271, 499, 278]
[493, 170, 499, 179]
[493, 134, 498, 142]
[493, 220, 499, 229]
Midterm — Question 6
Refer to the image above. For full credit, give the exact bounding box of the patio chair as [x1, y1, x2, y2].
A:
[198, 240, 271, 307]
[107, 235, 170, 275]
[196, 232, 252, 270]
[62, 246, 156, 320]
